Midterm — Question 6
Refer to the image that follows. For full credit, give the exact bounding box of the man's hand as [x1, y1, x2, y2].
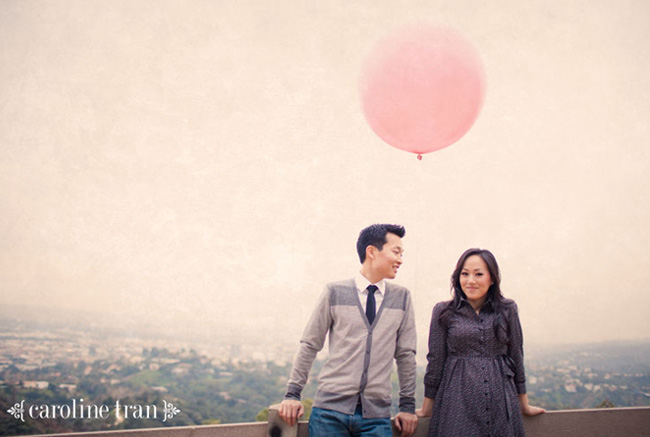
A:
[394, 412, 418, 436]
[278, 399, 304, 426]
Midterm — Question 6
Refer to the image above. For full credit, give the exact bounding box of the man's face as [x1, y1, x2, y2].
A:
[372, 232, 404, 280]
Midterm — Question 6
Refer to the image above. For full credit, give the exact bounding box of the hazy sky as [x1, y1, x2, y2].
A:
[1, 1, 649, 355]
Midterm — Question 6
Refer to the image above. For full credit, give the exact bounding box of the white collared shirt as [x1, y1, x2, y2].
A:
[355, 272, 385, 315]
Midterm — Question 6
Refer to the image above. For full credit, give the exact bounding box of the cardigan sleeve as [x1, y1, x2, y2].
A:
[394, 289, 417, 414]
[284, 286, 331, 400]
[423, 302, 448, 399]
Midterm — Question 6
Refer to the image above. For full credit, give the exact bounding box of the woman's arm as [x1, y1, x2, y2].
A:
[416, 397, 435, 417]
[507, 302, 527, 394]
[518, 393, 546, 416]
[508, 302, 545, 416]
[417, 302, 448, 417]
[422, 302, 448, 400]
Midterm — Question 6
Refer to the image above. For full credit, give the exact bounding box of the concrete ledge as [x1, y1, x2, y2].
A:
[19, 406, 650, 437]
[522, 407, 650, 437]
[267, 405, 650, 437]
[21, 423, 268, 437]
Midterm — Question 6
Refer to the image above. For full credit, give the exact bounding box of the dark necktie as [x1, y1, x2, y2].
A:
[366, 285, 378, 325]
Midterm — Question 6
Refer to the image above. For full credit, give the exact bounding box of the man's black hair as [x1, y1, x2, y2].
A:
[356, 224, 405, 263]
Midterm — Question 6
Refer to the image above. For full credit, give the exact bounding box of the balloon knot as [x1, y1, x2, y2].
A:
[417, 154, 423, 160]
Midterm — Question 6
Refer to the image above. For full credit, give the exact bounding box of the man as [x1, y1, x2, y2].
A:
[279, 224, 418, 436]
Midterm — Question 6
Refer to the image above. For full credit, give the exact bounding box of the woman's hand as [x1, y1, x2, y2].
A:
[521, 404, 546, 416]
[518, 394, 546, 416]
[416, 397, 434, 418]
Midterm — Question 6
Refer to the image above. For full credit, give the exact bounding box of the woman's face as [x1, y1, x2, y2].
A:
[460, 254, 493, 310]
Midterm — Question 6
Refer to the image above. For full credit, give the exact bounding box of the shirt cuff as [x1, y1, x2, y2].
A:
[398, 396, 415, 414]
[284, 383, 303, 401]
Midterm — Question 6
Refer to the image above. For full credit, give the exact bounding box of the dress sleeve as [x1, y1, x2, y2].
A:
[284, 286, 332, 400]
[423, 302, 448, 399]
[507, 302, 527, 394]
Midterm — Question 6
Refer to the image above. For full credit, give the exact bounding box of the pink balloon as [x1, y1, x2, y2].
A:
[360, 24, 486, 159]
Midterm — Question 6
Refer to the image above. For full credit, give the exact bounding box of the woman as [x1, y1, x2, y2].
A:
[417, 248, 544, 436]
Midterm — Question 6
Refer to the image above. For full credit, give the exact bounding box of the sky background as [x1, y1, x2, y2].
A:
[1, 1, 649, 357]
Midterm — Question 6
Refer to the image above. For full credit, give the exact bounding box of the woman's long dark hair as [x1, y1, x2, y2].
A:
[440, 248, 512, 343]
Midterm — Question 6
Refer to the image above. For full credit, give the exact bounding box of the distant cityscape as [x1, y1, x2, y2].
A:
[1, 307, 649, 435]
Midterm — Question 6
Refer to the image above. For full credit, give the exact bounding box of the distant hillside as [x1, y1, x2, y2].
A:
[527, 339, 650, 373]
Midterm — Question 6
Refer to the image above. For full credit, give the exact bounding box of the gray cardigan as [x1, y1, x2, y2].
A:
[284, 278, 417, 418]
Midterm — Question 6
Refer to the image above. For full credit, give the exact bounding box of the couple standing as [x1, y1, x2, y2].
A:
[278, 224, 544, 437]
